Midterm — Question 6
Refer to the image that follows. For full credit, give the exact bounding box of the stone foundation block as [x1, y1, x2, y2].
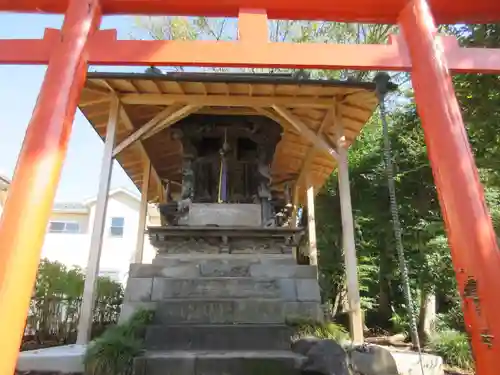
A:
[119, 301, 157, 324]
[249, 264, 318, 279]
[124, 278, 153, 302]
[233, 299, 286, 323]
[296, 279, 321, 302]
[151, 278, 282, 300]
[199, 259, 251, 277]
[134, 352, 196, 375]
[284, 302, 324, 322]
[134, 351, 302, 375]
[129, 263, 201, 278]
[154, 300, 236, 324]
[145, 324, 292, 351]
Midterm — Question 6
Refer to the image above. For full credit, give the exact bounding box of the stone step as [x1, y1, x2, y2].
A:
[134, 350, 303, 375]
[130, 262, 317, 279]
[152, 299, 322, 324]
[151, 277, 304, 300]
[145, 324, 293, 351]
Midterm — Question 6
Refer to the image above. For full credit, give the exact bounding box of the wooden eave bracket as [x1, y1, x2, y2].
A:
[112, 104, 200, 157]
[271, 105, 339, 160]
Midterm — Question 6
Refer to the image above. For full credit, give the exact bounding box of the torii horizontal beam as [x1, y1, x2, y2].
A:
[1, 28, 499, 73]
[1, 0, 499, 24]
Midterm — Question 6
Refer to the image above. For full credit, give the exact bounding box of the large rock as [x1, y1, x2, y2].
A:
[349, 345, 398, 375]
[292, 338, 350, 375]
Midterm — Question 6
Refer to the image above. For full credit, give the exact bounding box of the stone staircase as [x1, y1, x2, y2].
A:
[120, 254, 323, 375]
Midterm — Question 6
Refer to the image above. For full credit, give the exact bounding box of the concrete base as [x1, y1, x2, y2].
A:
[17, 344, 86, 374]
[179, 203, 262, 227]
[349, 344, 444, 375]
[391, 349, 444, 375]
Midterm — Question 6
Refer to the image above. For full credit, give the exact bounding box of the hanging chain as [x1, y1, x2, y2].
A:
[374, 72, 425, 375]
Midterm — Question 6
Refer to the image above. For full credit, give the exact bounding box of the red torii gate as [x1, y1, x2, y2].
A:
[0, 0, 499, 374]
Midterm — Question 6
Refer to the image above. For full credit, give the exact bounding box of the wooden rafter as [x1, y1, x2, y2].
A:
[117, 103, 162, 195]
[272, 105, 339, 160]
[143, 105, 201, 140]
[79, 96, 110, 108]
[112, 104, 197, 156]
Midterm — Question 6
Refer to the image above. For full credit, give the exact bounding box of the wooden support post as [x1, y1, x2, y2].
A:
[159, 180, 167, 227]
[0, 1, 101, 372]
[76, 96, 119, 345]
[337, 135, 364, 344]
[134, 158, 151, 264]
[291, 183, 300, 228]
[306, 177, 318, 266]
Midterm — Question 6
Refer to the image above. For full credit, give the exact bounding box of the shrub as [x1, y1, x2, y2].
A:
[286, 317, 349, 342]
[428, 330, 474, 372]
[84, 309, 154, 375]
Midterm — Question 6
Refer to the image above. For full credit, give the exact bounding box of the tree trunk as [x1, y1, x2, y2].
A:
[418, 290, 436, 343]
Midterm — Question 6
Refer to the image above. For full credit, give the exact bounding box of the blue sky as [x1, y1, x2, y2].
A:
[0, 13, 148, 202]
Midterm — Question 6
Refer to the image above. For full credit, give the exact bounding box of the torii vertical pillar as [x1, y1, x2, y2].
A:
[400, 1, 500, 373]
[0, 1, 101, 373]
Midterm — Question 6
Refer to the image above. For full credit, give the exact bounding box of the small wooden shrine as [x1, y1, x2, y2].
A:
[79, 71, 378, 255]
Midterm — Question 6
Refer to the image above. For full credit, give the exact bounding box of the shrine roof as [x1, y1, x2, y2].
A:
[79, 71, 380, 203]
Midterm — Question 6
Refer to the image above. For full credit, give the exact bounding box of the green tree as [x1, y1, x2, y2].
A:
[25, 259, 124, 347]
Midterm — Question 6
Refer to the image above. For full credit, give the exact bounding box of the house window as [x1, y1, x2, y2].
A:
[110, 217, 125, 237]
[48, 221, 80, 234]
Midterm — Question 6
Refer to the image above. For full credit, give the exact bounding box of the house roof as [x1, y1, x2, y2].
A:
[79, 71, 380, 203]
[82, 187, 140, 206]
[52, 188, 141, 213]
[52, 202, 88, 213]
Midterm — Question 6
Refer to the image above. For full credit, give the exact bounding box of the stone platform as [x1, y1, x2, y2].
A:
[120, 254, 322, 323]
[121, 253, 320, 375]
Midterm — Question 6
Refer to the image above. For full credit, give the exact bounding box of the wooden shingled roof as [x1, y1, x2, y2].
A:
[78, 72, 379, 204]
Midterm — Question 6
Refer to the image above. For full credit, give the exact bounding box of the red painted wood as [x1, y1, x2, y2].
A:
[0, 1, 101, 373]
[0, 0, 499, 23]
[400, 2, 500, 374]
[0, 31, 500, 73]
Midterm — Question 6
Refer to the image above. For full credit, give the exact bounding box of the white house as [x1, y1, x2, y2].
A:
[1, 181, 159, 284]
[41, 187, 160, 284]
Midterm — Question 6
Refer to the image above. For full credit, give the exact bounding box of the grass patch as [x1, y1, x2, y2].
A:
[286, 317, 348, 342]
[428, 330, 474, 372]
[84, 309, 154, 375]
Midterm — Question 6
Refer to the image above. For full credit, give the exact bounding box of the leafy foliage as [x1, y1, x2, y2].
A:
[429, 330, 474, 372]
[23, 259, 124, 349]
[84, 309, 154, 375]
[286, 317, 349, 343]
